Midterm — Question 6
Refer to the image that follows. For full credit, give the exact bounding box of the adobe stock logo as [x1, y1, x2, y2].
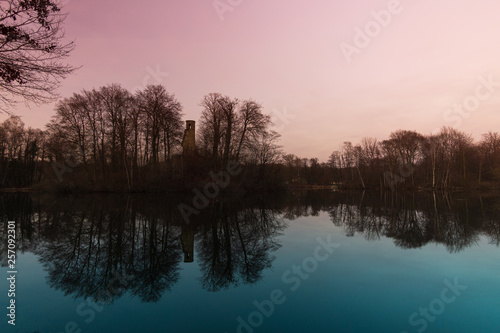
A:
[442, 74, 500, 128]
[131, 64, 169, 93]
[340, 0, 410, 63]
[400, 278, 467, 333]
[213, 0, 244, 21]
[178, 161, 243, 224]
[270, 106, 296, 132]
[228, 235, 340, 333]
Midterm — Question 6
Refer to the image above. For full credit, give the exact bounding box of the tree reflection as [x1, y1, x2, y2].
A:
[271, 190, 500, 252]
[196, 201, 285, 291]
[1, 191, 500, 304]
[326, 191, 487, 252]
[0, 193, 286, 302]
[33, 196, 182, 303]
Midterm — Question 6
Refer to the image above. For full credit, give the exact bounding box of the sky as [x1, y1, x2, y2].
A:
[3, 0, 500, 162]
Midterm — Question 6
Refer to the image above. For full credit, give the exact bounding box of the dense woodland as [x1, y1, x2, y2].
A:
[0, 84, 281, 191]
[0, 83, 499, 192]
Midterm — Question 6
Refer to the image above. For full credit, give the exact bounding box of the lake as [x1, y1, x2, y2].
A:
[1, 191, 500, 333]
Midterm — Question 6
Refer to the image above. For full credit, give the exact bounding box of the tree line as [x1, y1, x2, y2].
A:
[1, 83, 499, 191]
[0, 84, 280, 190]
[2, 1, 497, 192]
[280, 129, 500, 190]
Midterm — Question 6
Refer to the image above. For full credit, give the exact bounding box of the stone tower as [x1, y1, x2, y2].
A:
[182, 120, 195, 156]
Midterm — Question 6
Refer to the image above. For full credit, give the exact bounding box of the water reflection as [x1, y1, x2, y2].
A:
[279, 191, 500, 252]
[0, 194, 286, 303]
[1, 191, 500, 304]
[196, 201, 283, 291]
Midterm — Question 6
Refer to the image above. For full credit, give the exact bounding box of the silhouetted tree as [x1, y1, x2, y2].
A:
[0, 0, 76, 110]
[0, 116, 45, 187]
[136, 85, 183, 164]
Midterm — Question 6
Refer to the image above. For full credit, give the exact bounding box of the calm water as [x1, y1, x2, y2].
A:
[1, 191, 500, 333]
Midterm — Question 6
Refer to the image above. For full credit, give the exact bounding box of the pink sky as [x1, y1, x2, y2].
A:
[3, 0, 500, 162]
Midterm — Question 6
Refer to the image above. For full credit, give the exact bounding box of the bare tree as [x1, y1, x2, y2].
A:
[136, 85, 183, 164]
[0, 115, 45, 186]
[0, 0, 76, 111]
[219, 95, 238, 167]
[388, 130, 425, 186]
[437, 127, 473, 188]
[361, 137, 381, 185]
[478, 131, 500, 183]
[234, 100, 270, 161]
[341, 141, 355, 183]
[198, 93, 226, 167]
[422, 134, 442, 189]
[99, 84, 134, 170]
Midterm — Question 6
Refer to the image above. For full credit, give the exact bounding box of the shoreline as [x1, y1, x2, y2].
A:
[2, 185, 500, 194]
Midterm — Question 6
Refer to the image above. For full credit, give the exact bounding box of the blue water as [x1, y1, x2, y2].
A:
[1, 193, 500, 332]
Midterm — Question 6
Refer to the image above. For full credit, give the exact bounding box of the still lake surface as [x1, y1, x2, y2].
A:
[1, 191, 500, 333]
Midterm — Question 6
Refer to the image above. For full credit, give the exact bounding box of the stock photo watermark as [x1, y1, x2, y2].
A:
[270, 106, 296, 132]
[340, 0, 412, 63]
[213, 0, 244, 21]
[131, 64, 169, 93]
[51, 149, 81, 183]
[400, 278, 467, 333]
[178, 160, 243, 224]
[443, 74, 500, 128]
[384, 163, 414, 191]
[5, 221, 17, 326]
[383, 136, 441, 191]
[54, 270, 133, 333]
[228, 234, 340, 333]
